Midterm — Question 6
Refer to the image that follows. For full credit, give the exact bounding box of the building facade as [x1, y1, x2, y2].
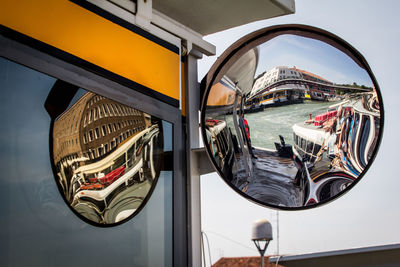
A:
[53, 92, 147, 168]
[251, 66, 338, 100]
[293, 67, 336, 99]
[251, 66, 303, 97]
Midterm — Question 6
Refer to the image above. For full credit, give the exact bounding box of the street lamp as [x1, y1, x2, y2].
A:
[251, 219, 273, 267]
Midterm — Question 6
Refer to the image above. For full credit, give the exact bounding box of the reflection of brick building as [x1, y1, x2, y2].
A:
[292, 67, 336, 99]
[53, 92, 146, 167]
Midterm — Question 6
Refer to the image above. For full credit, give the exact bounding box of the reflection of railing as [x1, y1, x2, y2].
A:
[76, 158, 143, 202]
[86, 165, 126, 186]
[71, 125, 158, 204]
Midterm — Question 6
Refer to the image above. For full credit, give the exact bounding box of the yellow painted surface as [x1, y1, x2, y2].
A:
[260, 97, 273, 104]
[0, 0, 179, 101]
[181, 61, 186, 116]
[207, 82, 236, 107]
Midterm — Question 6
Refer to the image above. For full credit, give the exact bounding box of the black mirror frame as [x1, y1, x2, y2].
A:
[200, 24, 385, 210]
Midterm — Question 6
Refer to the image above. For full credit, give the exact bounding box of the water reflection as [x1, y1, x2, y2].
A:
[203, 32, 382, 208]
[52, 91, 163, 224]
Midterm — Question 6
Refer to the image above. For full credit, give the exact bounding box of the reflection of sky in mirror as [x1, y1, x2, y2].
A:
[255, 34, 373, 87]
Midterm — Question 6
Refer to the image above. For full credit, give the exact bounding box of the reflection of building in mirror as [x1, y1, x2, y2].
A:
[205, 70, 380, 208]
[52, 92, 163, 224]
[247, 66, 373, 113]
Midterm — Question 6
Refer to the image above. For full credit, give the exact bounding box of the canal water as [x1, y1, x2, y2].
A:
[245, 100, 337, 150]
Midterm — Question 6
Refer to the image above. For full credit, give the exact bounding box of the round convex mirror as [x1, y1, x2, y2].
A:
[45, 83, 164, 225]
[201, 25, 384, 209]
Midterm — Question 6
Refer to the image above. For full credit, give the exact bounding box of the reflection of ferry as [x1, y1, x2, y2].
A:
[245, 86, 304, 112]
[292, 92, 380, 204]
[309, 90, 338, 101]
[310, 91, 328, 101]
[292, 110, 337, 163]
[70, 125, 160, 222]
[293, 93, 380, 174]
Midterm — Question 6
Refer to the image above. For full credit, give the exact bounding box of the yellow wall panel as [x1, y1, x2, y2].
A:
[0, 0, 180, 102]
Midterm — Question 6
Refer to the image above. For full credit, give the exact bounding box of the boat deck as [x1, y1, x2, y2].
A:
[233, 148, 304, 207]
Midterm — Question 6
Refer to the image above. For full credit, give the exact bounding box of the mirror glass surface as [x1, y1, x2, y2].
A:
[52, 90, 164, 224]
[203, 32, 382, 208]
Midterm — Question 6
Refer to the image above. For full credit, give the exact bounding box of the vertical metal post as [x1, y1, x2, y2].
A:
[277, 210, 280, 256]
[232, 91, 246, 157]
[253, 240, 269, 267]
[185, 49, 202, 267]
[232, 90, 251, 181]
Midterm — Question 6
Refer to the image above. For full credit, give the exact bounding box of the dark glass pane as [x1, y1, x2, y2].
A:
[0, 57, 172, 266]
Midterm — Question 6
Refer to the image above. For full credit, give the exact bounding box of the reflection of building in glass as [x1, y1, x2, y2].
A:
[53, 92, 147, 168]
[52, 91, 162, 224]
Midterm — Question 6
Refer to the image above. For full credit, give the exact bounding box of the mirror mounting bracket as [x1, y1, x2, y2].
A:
[191, 148, 214, 176]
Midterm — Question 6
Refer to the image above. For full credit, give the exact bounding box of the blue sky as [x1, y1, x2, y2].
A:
[255, 34, 373, 86]
[198, 0, 400, 264]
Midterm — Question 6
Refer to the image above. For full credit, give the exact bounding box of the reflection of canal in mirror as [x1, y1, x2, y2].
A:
[204, 33, 382, 208]
[52, 91, 163, 224]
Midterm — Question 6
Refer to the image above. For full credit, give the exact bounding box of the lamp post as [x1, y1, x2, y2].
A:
[251, 219, 273, 267]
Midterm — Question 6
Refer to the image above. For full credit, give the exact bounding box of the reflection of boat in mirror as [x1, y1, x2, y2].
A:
[204, 47, 308, 207]
[205, 79, 380, 207]
[245, 86, 305, 113]
[201, 27, 384, 209]
[292, 92, 381, 205]
[70, 125, 161, 223]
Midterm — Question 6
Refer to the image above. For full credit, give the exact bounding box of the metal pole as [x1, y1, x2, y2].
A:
[277, 210, 279, 255]
[185, 50, 202, 267]
[232, 90, 245, 156]
[253, 240, 269, 267]
[232, 88, 251, 183]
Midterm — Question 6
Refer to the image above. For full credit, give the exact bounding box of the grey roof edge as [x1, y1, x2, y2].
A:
[269, 243, 400, 263]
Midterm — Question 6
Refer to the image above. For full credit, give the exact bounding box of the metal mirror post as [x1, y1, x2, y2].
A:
[201, 25, 384, 210]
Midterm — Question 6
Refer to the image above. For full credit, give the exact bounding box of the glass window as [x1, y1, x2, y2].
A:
[98, 106, 103, 118]
[95, 127, 100, 139]
[89, 130, 94, 141]
[306, 141, 314, 153]
[94, 108, 98, 120]
[0, 56, 173, 266]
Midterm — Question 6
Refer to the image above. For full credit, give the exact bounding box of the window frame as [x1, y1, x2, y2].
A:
[0, 34, 187, 266]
